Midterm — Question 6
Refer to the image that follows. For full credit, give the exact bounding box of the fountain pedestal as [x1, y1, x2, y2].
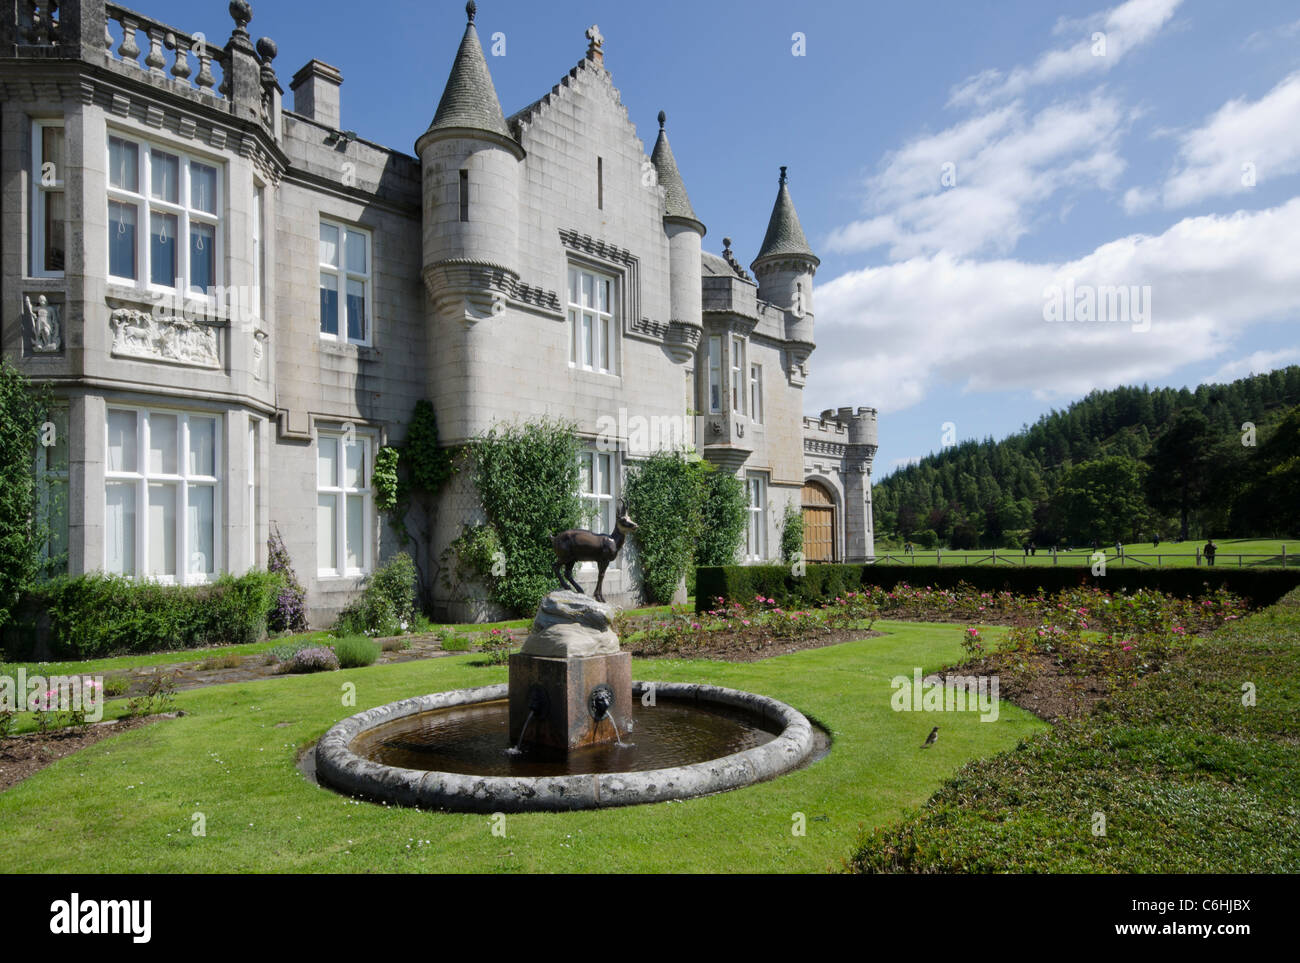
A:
[507, 591, 632, 751]
[508, 652, 632, 750]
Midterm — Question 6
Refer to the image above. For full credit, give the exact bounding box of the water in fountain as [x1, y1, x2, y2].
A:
[350, 698, 779, 778]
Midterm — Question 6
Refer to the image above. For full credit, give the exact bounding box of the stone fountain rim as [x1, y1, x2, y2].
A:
[314, 681, 816, 813]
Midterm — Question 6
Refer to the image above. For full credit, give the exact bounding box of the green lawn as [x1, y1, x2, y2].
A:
[877, 537, 1299, 568]
[0, 621, 1041, 873]
[850, 592, 1300, 872]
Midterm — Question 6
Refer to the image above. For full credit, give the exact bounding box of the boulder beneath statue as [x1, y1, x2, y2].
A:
[520, 590, 619, 657]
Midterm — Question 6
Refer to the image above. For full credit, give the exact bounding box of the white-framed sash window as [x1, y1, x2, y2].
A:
[708, 336, 722, 413]
[319, 219, 371, 344]
[568, 265, 617, 374]
[317, 429, 373, 576]
[745, 471, 767, 561]
[32, 120, 66, 276]
[106, 133, 222, 297]
[731, 335, 746, 414]
[35, 406, 69, 573]
[105, 407, 221, 582]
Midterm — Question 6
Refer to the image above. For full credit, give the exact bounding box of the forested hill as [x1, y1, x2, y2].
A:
[872, 366, 1300, 548]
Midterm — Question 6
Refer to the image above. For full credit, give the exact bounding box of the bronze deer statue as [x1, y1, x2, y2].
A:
[551, 502, 638, 603]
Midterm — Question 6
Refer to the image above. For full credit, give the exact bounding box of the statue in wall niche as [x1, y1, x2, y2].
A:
[25, 295, 61, 352]
[551, 502, 637, 603]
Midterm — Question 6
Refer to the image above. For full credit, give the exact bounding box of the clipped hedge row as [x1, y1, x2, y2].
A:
[695, 563, 1300, 612]
[1, 570, 282, 660]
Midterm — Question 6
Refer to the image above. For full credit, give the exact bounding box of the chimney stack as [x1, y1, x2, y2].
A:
[290, 60, 343, 128]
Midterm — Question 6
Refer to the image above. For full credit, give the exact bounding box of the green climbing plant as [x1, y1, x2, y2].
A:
[780, 503, 804, 563]
[376, 400, 460, 607]
[623, 452, 704, 605]
[472, 419, 582, 615]
[372, 445, 399, 514]
[694, 466, 748, 568]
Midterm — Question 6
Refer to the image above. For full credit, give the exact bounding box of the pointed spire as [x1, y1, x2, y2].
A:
[752, 165, 818, 268]
[424, 1, 514, 144]
[651, 110, 704, 233]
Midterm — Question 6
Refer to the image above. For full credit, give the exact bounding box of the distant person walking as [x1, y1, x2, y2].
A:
[1115, 541, 1123, 558]
[1153, 534, 1161, 548]
[1204, 539, 1217, 567]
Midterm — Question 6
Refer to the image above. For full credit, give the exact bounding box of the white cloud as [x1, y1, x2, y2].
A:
[810, 197, 1300, 415]
[1122, 185, 1157, 214]
[1159, 72, 1300, 208]
[949, 0, 1182, 108]
[1208, 348, 1300, 385]
[826, 95, 1128, 259]
[1242, 17, 1300, 50]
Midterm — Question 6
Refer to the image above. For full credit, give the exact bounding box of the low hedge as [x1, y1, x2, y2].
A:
[1, 570, 282, 660]
[695, 563, 1300, 612]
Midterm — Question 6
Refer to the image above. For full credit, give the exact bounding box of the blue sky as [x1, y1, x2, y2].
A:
[193, 0, 1299, 475]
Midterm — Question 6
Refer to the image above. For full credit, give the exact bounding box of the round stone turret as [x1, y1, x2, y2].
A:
[751, 166, 819, 342]
[651, 110, 705, 332]
[416, 0, 524, 277]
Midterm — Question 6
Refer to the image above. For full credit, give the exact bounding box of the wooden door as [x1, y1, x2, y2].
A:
[802, 482, 835, 562]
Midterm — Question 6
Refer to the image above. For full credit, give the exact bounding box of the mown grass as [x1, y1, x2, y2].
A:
[849, 591, 1300, 872]
[879, 537, 1299, 567]
[0, 621, 1038, 873]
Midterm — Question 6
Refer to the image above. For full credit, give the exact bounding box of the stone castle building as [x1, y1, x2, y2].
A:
[2, 0, 877, 623]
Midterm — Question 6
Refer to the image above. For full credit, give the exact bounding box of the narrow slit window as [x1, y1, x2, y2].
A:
[597, 156, 603, 210]
[459, 169, 469, 222]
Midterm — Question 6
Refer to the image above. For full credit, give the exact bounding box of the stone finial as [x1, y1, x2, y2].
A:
[779, 165, 788, 185]
[466, 0, 476, 22]
[586, 23, 604, 63]
[229, 0, 252, 34]
[658, 109, 666, 129]
[723, 236, 732, 252]
[257, 37, 278, 86]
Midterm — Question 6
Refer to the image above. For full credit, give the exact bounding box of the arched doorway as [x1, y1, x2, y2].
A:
[802, 481, 836, 562]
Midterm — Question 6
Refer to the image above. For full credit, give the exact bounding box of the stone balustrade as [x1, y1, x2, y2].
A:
[105, 2, 229, 99]
[4, 1, 280, 130]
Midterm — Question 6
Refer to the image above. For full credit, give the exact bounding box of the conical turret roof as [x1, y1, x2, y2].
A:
[651, 111, 703, 232]
[752, 166, 818, 267]
[425, 2, 514, 143]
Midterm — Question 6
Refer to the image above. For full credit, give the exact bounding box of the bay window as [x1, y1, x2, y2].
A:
[105, 407, 221, 581]
[107, 134, 221, 295]
[319, 219, 371, 344]
[317, 429, 372, 576]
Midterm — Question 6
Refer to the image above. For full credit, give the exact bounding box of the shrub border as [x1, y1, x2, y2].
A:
[695, 563, 1300, 613]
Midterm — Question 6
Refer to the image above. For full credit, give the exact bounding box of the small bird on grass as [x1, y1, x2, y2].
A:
[922, 726, 939, 748]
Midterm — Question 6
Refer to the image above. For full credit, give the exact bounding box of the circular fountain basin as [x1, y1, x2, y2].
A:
[315, 681, 816, 812]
